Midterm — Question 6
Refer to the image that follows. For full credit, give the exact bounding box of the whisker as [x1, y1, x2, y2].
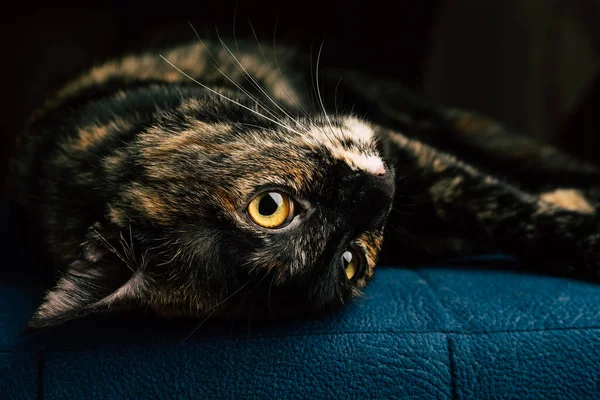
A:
[179, 279, 252, 344]
[214, 64, 284, 120]
[92, 228, 135, 273]
[385, 222, 410, 236]
[267, 273, 275, 318]
[159, 55, 302, 134]
[179, 309, 216, 345]
[333, 77, 343, 115]
[315, 38, 338, 136]
[390, 208, 416, 216]
[187, 22, 283, 123]
[188, 21, 220, 65]
[247, 303, 254, 338]
[232, 0, 240, 54]
[157, 247, 184, 267]
[128, 224, 136, 264]
[248, 19, 311, 119]
[118, 232, 135, 265]
[308, 40, 318, 112]
[270, 17, 312, 118]
[214, 28, 307, 132]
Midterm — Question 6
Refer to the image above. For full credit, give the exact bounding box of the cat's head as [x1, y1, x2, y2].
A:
[28, 94, 394, 329]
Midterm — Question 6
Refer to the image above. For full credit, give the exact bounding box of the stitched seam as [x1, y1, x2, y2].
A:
[446, 335, 457, 400]
[410, 267, 459, 399]
[410, 267, 460, 330]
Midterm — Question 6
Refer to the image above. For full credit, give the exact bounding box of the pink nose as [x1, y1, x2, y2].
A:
[373, 164, 386, 176]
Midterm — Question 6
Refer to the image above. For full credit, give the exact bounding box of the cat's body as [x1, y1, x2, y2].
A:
[8, 39, 600, 329]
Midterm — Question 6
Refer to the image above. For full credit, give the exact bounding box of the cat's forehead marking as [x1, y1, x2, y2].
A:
[303, 118, 385, 175]
[330, 149, 386, 175]
[343, 117, 375, 143]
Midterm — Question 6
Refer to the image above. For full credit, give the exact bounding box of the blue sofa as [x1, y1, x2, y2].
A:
[2, 203, 599, 399]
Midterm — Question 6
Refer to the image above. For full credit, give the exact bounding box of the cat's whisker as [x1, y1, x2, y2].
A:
[267, 273, 275, 318]
[232, 0, 240, 54]
[140, 248, 150, 273]
[92, 228, 136, 273]
[159, 55, 302, 134]
[386, 222, 422, 242]
[215, 64, 285, 121]
[124, 224, 137, 264]
[391, 209, 416, 216]
[302, 72, 317, 113]
[334, 77, 343, 116]
[179, 279, 252, 345]
[118, 232, 136, 265]
[157, 246, 184, 267]
[188, 22, 283, 123]
[248, 18, 311, 120]
[271, 17, 312, 119]
[215, 29, 308, 133]
[315, 38, 338, 136]
[179, 309, 216, 345]
[246, 303, 254, 338]
[308, 40, 318, 113]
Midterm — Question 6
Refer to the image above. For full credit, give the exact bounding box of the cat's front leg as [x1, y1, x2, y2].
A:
[382, 129, 600, 278]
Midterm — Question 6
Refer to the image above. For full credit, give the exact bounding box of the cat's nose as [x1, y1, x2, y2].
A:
[350, 167, 395, 229]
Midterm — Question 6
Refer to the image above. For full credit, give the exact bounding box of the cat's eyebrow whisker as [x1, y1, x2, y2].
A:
[187, 22, 284, 124]
[213, 64, 285, 121]
[334, 77, 343, 116]
[308, 40, 319, 114]
[248, 17, 311, 119]
[214, 28, 308, 132]
[232, 0, 241, 54]
[159, 55, 302, 135]
[315, 38, 338, 137]
[188, 22, 220, 66]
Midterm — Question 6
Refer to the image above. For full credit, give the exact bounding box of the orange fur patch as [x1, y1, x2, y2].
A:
[454, 114, 493, 136]
[540, 189, 595, 214]
[127, 185, 173, 225]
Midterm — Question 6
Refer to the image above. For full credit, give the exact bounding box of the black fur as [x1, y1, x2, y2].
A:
[6, 39, 599, 330]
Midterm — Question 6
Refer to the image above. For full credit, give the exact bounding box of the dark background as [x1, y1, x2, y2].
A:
[1, 1, 598, 190]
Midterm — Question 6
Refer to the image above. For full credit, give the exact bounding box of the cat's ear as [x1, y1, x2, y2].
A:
[27, 223, 147, 330]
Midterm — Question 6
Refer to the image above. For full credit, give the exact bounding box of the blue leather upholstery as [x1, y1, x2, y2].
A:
[2, 203, 599, 398]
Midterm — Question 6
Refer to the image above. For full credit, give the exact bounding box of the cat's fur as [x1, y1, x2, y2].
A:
[7, 39, 600, 330]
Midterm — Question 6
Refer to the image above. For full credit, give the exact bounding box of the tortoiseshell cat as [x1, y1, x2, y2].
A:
[8, 38, 600, 329]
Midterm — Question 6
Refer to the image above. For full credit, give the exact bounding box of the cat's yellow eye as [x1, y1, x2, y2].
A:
[247, 192, 294, 228]
[342, 249, 360, 280]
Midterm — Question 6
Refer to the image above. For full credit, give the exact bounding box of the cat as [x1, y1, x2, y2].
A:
[7, 37, 600, 330]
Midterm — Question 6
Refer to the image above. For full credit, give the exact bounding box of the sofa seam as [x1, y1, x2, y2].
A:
[446, 334, 458, 400]
[410, 267, 460, 331]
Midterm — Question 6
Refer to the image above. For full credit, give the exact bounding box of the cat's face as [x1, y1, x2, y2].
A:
[29, 95, 395, 328]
